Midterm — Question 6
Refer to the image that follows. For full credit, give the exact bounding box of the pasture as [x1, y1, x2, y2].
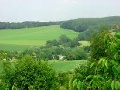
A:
[0, 25, 79, 51]
[49, 60, 87, 72]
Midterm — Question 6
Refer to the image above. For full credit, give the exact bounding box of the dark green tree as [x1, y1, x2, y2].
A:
[90, 30, 109, 60]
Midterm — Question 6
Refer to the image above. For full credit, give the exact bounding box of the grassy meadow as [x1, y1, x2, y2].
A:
[0, 25, 79, 51]
[49, 60, 87, 72]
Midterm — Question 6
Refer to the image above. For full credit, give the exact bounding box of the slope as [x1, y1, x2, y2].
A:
[0, 25, 79, 51]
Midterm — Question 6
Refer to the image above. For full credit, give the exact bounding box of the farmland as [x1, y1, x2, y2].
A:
[0, 25, 79, 51]
[49, 60, 87, 72]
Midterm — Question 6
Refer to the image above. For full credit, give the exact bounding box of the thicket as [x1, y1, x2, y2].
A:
[71, 30, 120, 90]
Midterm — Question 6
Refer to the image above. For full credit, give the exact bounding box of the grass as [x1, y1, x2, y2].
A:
[79, 41, 90, 46]
[49, 60, 87, 72]
[0, 25, 79, 51]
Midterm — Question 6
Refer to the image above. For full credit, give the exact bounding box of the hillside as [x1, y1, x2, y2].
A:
[60, 16, 120, 40]
[0, 25, 79, 51]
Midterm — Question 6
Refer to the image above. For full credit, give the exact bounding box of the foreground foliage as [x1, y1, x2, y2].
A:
[1, 55, 58, 90]
[72, 30, 120, 90]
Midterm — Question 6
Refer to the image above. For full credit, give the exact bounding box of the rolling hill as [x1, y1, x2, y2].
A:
[0, 25, 79, 51]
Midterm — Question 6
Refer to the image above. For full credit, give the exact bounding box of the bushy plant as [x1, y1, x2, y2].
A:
[72, 31, 120, 90]
[2, 55, 59, 90]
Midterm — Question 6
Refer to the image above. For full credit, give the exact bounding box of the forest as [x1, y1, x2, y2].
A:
[60, 16, 120, 40]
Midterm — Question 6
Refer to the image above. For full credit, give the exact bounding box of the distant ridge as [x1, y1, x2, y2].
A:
[60, 16, 120, 40]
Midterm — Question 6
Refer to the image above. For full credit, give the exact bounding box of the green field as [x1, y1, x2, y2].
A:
[0, 25, 79, 51]
[49, 60, 87, 72]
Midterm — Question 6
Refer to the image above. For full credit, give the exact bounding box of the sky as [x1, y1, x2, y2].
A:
[0, 0, 120, 22]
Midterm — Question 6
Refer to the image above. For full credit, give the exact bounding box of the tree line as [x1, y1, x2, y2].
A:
[0, 21, 62, 29]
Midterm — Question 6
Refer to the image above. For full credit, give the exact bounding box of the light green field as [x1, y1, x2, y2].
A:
[0, 25, 79, 51]
[49, 60, 87, 72]
[79, 41, 90, 46]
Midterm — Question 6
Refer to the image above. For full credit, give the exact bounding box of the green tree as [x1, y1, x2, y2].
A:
[90, 30, 109, 60]
[2, 55, 58, 89]
[46, 39, 59, 47]
[59, 34, 71, 44]
[71, 30, 120, 90]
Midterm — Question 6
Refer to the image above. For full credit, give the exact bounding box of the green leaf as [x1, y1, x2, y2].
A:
[73, 79, 77, 88]
[110, 42, 115, 51]
[115, 81, 120, 90]
[104, 35, 108, 45]
[90, 62, 95, 68]
[111, 60, 117, 65]
[104, 60, 108, 69]
[115, 33, 120, 39]
[112, 65, 118, 73]
[114, 53, 118, 60]
[77, 81, 83, 90]
[86, 75, 93, 81]
[98, 58, 103, 65]
[111, 80, 115, 90]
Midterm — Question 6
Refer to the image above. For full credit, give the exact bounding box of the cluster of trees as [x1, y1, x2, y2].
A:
[46, 34, 80, 48]
[60, 16, 120, 40]
[0, 50, 19, 61]
[21, 35, 87, 60]
[0, 21, 62, 29]
[22, 46, 87, 60]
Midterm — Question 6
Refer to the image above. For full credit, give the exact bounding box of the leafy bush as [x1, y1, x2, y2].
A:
[72, 31, 120, 90]
[2, 55, 59, 90]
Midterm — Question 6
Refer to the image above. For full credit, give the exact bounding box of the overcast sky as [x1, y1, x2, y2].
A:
[0, 0, 120, 22]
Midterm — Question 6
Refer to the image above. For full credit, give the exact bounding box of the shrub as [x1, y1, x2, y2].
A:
[72, 31, 120, 90]
[2, 55, 59, 90]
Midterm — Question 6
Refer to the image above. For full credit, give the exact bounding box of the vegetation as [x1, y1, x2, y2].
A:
[71, 30, 120, 90]
[0, 25, 79, 51]
[49, 60, 86, 72]
[0, 17, 120, 89]
[60, 16, 120, 40]
[0, 21, 62, 29]
[1, 55, 58, 89]
[90, 29, 109, 60]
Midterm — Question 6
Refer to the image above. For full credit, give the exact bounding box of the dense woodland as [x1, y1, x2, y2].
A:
[60, 16, 120, 40]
